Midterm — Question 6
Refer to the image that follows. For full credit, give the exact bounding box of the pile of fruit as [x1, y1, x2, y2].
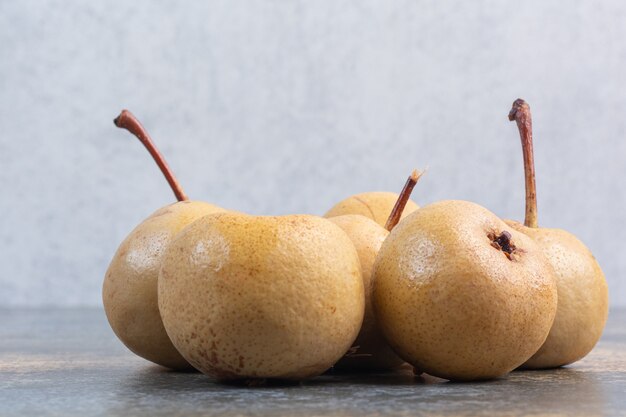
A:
[103, 99, 608, 382]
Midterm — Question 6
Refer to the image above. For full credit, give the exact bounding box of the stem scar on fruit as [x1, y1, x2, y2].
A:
[488, 230, 518, 260]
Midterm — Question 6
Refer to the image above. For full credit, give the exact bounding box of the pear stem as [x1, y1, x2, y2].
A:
[384, 169, 424, 231]
[508, 99, 538, 228]
[113, 110, 189, 202]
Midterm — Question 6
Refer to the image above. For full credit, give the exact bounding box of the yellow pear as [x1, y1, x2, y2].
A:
[373, 200, 558, 381]
[328, 214, 403, 371]
[507, 99, 608, 369]
[103, 110, 225, 370]
[328, 170, 423, 371]
[325, 192, 419, 227]
[158, 213, 365, 381]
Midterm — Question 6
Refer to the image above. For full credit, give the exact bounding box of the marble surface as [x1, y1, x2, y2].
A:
[0, 308, 624, 417]
[2, 1, 626, 308]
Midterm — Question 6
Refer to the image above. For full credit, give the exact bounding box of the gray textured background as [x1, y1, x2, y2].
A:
[1, 1, 624, 307]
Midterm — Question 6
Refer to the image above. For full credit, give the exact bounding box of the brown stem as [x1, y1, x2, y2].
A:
[508, 99, 538, 228]
[113, 110, 188, 202]
[384, 169, 424, 231]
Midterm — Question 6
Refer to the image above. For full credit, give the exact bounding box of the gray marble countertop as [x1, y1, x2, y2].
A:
[1, 308, 624, 417]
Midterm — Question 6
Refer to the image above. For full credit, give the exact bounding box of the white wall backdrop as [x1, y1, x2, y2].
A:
[1, 0, 625, 307]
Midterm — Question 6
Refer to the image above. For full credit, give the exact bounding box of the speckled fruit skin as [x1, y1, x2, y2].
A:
[506, 221, 609, 369]
[158, 213, 365, 381]
[103, 200, 225, 370]
[324, 192, 419, 228]
[373, 200, 558, 381]
[328, 215, 405, 371]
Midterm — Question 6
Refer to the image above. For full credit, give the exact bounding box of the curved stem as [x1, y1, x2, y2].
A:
[385, 169, 424, 231]
[508, 99, 538, 228]
[113, 110, 188, 202]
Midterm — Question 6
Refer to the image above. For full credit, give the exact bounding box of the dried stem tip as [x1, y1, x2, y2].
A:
[114, 110, 188, 202]
[385, 169, 425, 231]
[508, 99, 538, 228]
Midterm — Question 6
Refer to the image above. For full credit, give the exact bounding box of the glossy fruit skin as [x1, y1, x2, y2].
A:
[158, 213, 365, 381]
[103, 200, 225, 370]
[324, 192, 419, 228]
[328, 215, 405, 371]
[506, 221, 609, 369]
[373, 200, 558, 381]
